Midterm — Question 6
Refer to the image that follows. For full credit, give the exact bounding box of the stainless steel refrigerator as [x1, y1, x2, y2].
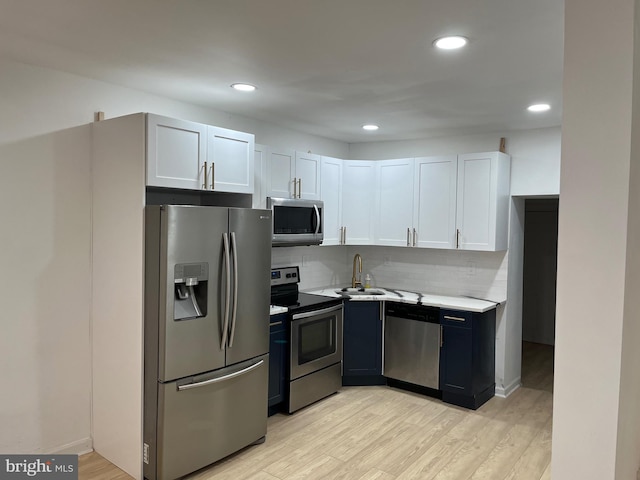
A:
[143, 205, 272, 480]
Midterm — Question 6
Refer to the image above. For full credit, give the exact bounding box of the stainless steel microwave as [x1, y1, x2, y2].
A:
[267, 197, 324, 246]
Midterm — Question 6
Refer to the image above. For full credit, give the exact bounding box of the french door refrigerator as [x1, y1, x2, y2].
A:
[143, 205, 272, 480]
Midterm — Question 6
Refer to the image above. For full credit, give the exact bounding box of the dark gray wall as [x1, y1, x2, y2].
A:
[522, 199, 558, 345]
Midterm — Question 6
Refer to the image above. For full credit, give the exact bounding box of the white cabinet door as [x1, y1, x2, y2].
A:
[375, 158, 415, 246]
[208, 126, 254, 194]
[295, 152, 321, 200]
[456, 152, 510, 251]
[253, 144, 268, 209]
[413, 155, 458, 249]
[342, 160, 376, 245]
[266, 149, 295, 198]
[320, 157, 343, 245]
[146, 114, 207, 189]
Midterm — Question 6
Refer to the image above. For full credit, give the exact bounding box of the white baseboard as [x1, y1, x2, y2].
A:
[495, 377, 521, 398]
[49, 437, 93, 456]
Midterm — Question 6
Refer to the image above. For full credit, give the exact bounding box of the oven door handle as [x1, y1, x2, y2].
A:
[292, 303, 342, 321]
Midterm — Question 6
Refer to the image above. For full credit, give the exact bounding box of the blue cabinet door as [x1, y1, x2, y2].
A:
[343, 301, 384, 384]
[440, 324, 472, 394]
[439, 308, 496, 409]
[268, 314, 287, 410]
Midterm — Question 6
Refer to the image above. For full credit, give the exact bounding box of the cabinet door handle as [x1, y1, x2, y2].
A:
[440, 325, 443, 347]
[413, 228, 417, 247]
[343, 226, 347, 244]
[209, 163, 215, 190]
[297, 178, 302, 198]
[269, 321, 283, 327]
[202, 161, 208, 189]
[456, 228, 460, 249]
[339, 226, 343, 245]
[407, 228, 410, 246]
[443, 315, 466, 322]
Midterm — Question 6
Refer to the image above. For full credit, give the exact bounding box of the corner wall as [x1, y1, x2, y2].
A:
[553, 0, 638, 477]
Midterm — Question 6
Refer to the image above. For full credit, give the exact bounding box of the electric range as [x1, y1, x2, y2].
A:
[270, 266, 343, 413]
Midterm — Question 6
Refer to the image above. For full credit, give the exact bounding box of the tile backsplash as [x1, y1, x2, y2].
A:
[271, 244, 507, 303]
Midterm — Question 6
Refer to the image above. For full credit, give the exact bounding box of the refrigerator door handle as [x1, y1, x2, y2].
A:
[177, 359, 264, 391]
[228, 231, 239, 347]
[221, 233, 231, 350]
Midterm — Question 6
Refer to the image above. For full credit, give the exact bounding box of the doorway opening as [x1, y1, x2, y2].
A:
[521, 198, 558, 392]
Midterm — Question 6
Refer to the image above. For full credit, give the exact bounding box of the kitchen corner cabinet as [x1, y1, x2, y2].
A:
[456, 152, 510, 251]
[342, 301, 385, 385]
[374, 158, 415, 246]
[266, 149, 321, 200]
[268, 313, 287, 414]
[320, 156, 344, 245]
[341, 160, 376, 245]
[439, 308, 496, 410]
[146, 113, 255, 194]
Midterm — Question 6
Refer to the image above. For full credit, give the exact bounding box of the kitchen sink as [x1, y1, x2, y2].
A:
[336, 288, 385, 296]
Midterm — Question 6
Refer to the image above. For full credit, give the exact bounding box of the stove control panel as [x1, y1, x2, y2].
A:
[271, 266, 300, 286]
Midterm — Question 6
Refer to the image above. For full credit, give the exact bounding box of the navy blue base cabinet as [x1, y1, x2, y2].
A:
[268, 313, 287, 415]
[342, 301, 386, 386]
[439, 308, 496, 410]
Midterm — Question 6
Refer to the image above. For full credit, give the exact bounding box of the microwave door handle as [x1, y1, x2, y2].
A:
[221, 233, 231, 350]
[228, 231, 239, 347]
[313, 204, 320, 234]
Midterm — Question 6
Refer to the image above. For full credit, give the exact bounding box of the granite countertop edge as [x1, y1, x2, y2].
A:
[300, 286, 504, 313]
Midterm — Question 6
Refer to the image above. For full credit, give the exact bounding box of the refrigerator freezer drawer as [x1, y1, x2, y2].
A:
[153, 354, 268, 480]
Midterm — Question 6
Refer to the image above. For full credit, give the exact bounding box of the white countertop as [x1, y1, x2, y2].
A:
[302, 287, 500, 313]
[270, 305, 288, 316]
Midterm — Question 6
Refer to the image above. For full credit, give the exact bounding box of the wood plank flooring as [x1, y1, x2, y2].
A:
[79, 342, 554, 480]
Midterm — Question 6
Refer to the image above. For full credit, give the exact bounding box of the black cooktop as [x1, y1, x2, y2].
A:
[270, 266, 341, 315]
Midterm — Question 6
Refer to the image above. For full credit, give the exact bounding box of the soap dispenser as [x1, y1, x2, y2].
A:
[364, 274, 371, 289]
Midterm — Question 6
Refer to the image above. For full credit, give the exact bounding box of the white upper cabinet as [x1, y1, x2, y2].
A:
[208, 126, 254, 194]
[295, 152, 321, 200]
[413, 155, 458, 249]
[266, 148, 296, 198]
[146, 114, 254, 194]
[146, 114, 207, 189]
[456, 152, 511, 251]
[320, 156, 343, 246]
[253, 144, 268, 209]
[342, 160, 377, 245]
[374, 158, 415, 246]
[266, 149, 321, 200]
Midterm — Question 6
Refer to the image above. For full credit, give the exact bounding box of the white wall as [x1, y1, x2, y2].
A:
[553, 0, 638, 478]
[0, 125, 92, 454]
[0, 58, 349, 458]
[349, 127, 561, 197]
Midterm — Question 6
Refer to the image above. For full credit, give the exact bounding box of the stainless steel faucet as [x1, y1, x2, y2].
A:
[352, 253, 363, 288]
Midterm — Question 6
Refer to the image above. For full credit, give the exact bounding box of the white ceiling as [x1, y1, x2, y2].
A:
[0, 0, 564, 143]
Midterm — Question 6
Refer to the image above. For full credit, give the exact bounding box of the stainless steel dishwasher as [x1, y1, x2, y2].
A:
[383, 303, 440, 389]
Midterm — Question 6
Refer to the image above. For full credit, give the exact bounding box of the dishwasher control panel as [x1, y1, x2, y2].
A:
[385, 303, 439, 323]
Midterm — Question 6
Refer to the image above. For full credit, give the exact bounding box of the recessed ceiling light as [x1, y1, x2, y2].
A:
[433, 36, 468, 50]
[231, 83, 257, 92]
[527, 103, 551, 112]
[362, 124, 379, 131]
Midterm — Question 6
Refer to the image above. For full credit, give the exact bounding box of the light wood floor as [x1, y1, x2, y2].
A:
[80, 342, 554, 480]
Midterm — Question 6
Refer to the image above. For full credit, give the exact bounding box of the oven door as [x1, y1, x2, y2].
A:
[290, 304, 343, 380]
